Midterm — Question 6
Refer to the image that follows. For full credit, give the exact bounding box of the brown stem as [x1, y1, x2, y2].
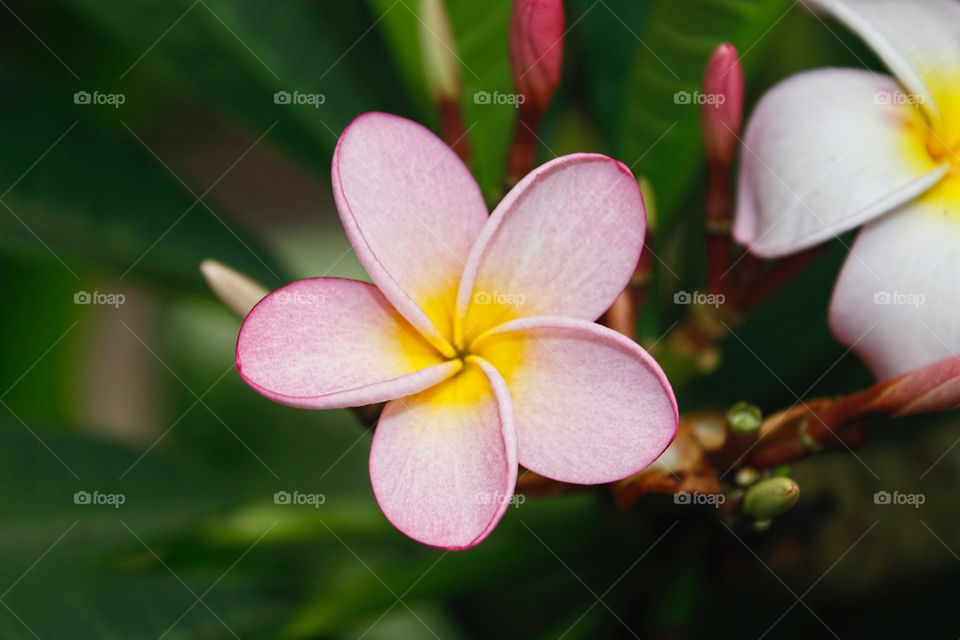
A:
[505, 105, 541, 187]
[745, 355, 960, 468]
[601, 231, 654, 339]
[741, 247, 821, 309]
[705, 162, 734, 298]
[438, 96, 471, 163]
[602, 289, 637, 339]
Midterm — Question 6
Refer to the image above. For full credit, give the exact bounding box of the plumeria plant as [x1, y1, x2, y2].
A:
[14, 0, 960, 634]
[736, 0, 960, 379]
[199, 0, 960, 550]
[234, 112, 678, 548]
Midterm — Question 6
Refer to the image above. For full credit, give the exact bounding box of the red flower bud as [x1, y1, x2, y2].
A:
[509, 0, 565, 112]
[700, 43, 744, 166]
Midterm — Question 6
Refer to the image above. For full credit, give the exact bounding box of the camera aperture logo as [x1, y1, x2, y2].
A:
[473, 290, 526, 307]
[74, 90, 125, 108]
[74, 490, 125, 508]
[674, 290, 725, 308]
[674, 491, 725, 506]
[473, 90, 526, 108]
[273, 90, 326, 108]
[74, 291, 125, 308]
[873, 490, 925, 508]
[274, 490, 325, 508]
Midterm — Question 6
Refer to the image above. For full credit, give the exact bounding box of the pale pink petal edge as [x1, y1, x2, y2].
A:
[478, 315, 679, 480]
[454, 153, 644, 322]
[369, 357, 519, 550]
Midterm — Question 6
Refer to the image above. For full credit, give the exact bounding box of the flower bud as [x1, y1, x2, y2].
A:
[735, 466, 760, 487]
[509, 0, 564, 111]
[743, 477, 799, 522]
[727, 401, 762, 435]
[200, 259, 268, 317]
[418, 0, 460, 102]
[700, 43, 744, 166]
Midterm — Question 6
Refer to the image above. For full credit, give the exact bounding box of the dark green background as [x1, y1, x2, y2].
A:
[0, 0, 957, 637]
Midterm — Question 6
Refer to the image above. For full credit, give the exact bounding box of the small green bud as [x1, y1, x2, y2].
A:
[735, 466, 760, 487]
[744, 477, 799, 521]
[727, 401, 762, 435]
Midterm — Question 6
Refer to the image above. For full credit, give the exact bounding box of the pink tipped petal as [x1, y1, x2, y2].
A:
[473, 317, 678, 484]
[734, 68, 947, 257]
[829, 200, 960, 379]
[806, 0, 960, 136]
[332, 112, 490, 349]
[456, 154, 645, 339]
[369, 359, 518, 550]
[237, 278, 457, 409]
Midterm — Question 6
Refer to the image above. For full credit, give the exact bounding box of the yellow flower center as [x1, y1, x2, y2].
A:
[398, 285, 529, 403]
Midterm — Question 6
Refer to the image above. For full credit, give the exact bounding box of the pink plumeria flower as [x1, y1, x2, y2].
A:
[236, 113, 678, 549]
[735, 0, 960, 379]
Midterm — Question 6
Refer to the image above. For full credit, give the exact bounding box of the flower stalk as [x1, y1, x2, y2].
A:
[701, 43, 743, 300]
[505, 0, 564, 185]
[418, 0, 471, 161]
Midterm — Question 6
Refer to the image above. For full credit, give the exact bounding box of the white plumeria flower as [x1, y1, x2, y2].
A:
[734, 0, 960, 379]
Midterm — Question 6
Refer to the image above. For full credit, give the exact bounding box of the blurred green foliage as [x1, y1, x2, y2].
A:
[1, 0, 958, 638]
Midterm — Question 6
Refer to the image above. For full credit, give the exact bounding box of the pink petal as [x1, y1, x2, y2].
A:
[237, 278, 458, 409]
[332, 112, 489, 351]
[456, 154, 645, 343]
[807, 0, 960, 141]
[369, 358, 518, 549]
[829, 197, 960, 379]
[734, 68, 946, 257]
[473, 316, 678, 484]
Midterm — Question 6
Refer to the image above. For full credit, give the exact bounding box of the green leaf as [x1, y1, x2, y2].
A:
[369, 0, 516, 201]
[60, 0, 409, 173]
[0, 61, 283, 288]
[0, 421, 230, 560]
[0, 569, 287, 640]
[616, 0, 795, 227]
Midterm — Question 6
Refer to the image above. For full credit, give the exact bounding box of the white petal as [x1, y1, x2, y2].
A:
[806, 0, 960, 137]
[829, 193, 960, 378]
[734, 68, 945, 257]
